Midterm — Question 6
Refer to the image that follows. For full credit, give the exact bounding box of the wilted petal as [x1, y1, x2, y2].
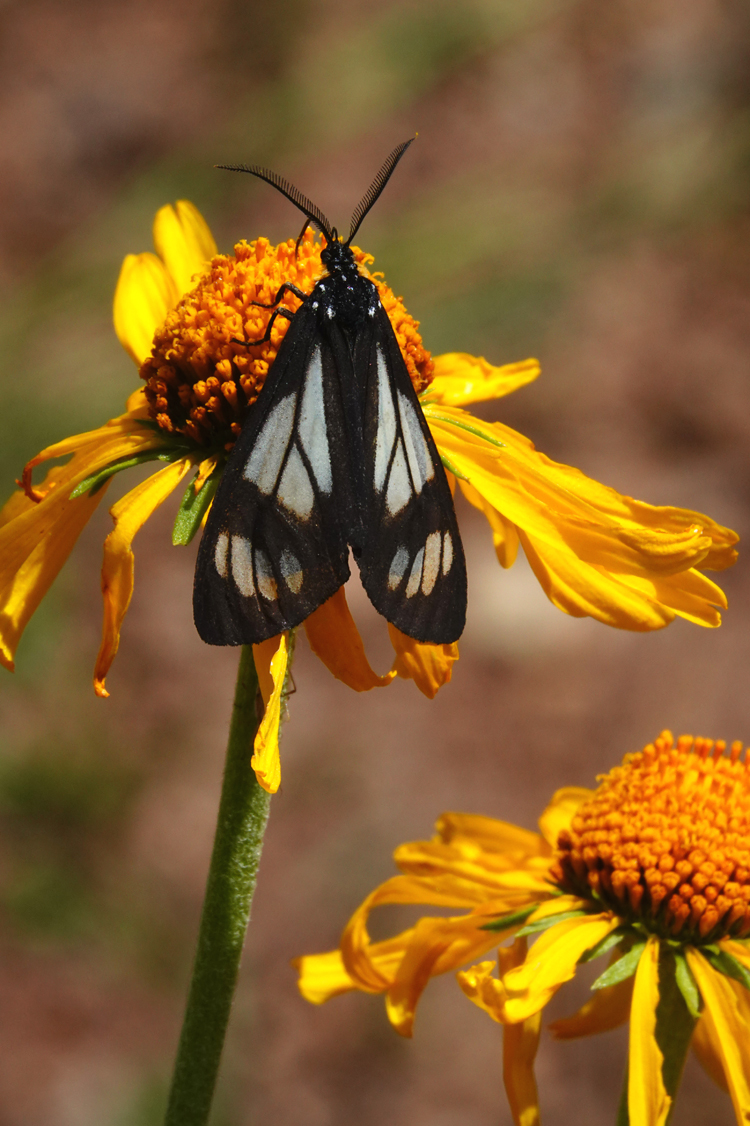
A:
[251, 633, 289, 794]
[687, 948, 750, 1124]
[94, 458, 193, 697]
[387, 623, 458, 698]
[304, 586, 395, 690]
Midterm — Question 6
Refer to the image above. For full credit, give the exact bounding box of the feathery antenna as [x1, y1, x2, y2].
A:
[346, 138, 415, 245]
[215, 162, 333, 240]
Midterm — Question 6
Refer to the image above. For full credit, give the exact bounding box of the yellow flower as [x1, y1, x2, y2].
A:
[0, 201, 738, 792]
[295, 732, 750, 1126]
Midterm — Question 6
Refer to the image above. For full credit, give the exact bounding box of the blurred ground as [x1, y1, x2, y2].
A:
[0, 0, 749, 1122]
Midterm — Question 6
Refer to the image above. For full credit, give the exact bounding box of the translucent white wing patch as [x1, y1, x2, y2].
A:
[298, 347, 332, 492]
[221, 534, 306, 602]
[386, 531, 454, 599]
[374, 345, 435, 518]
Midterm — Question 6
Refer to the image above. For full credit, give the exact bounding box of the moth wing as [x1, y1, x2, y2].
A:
[355, 305, 467, 644]
[193, 305, 356, 644]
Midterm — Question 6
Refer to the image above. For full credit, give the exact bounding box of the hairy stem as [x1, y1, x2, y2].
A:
[164, 645, 271, 1126]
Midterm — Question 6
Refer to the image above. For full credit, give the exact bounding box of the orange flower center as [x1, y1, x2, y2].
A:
[140, 232, 434, 451]
[552, 731, 750, 942]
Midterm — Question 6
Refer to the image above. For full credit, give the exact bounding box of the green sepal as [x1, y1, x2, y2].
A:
[69, 448, 187, 498]
[673, 950, 702, 1019]
[579, 927, 630, 964]
[591, 940, 646, 990]
[423, 410, 506, 449]
[516, 909, 588, 937]
[654, 947, 698, 1109]
[702, 945, 750, 992]
[480, 904, 538, 933]
[439, 453, 469, 482]
[172, 467, 222, 546]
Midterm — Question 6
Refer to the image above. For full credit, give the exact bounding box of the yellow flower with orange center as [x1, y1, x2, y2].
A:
[0, 201, 739, 793]
[296, 732, 750, 1126]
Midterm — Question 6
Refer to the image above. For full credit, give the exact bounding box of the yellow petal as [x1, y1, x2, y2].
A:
[687, 948, 750, 1123]
[294, 935, 409, 1005]
[629, 936, 671, 1126]
[501, 914, 618, 1022]
[501, 939, 542, 1126]
[525, 895, 588, 924]
[0, 416, 164, 672]
[550, 975, 633, 1039]
[691, 1013, 729, 1093]
[537, 787, 594, 848]
[426, 354, 540, 406]
[459, 478, 519, 567]
[113, 252, 177, 365]
[384, 914, 500, 1036]
[251, 633, 289, 794]
[437, 812, 549, 860]
[152, 200, 217, 300]
[0, 470, 107, 671]
[425, 402, 737, 631]
[387, 623, 459, 698]
[94, 458, 193, 697]
[458, 958, 507, 1021]
[303, 586, 395, 690]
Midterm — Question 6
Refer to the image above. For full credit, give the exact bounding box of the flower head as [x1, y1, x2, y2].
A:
[295, 732, 750, 1125]
[0, 201, 739, 792]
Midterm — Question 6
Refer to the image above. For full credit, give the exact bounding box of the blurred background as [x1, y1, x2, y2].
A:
[1, 0, 749, 1122]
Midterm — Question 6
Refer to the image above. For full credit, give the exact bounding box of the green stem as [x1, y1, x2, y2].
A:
[164, 645, 271, 1126]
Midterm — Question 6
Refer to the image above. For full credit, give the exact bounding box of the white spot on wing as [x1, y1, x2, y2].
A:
[280, 549, 304, 594]
[387, 545, 410, 591]
[245, 394, 297, 493]
[255, 549, 278, 601]
[278, 446, 314, 518]
[385, 442, 411, 516]
[374, 347, 397, 492]
[422, 532, 441, 595]
[442, 532, 453, 576]
[397, 390, 434, 493]
[231, 536, 255, 597]
[215, 532, 229, 578]
[405, 548, 424, 598]
[299, 348, 332, 492]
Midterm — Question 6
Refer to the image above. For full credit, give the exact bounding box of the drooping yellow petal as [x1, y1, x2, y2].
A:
[0, 469, 107, 671]
[687, 948, 750, 1124]
[426, 354, 540, 406]
[303, 586, 395, 690]
[251, 633, 289, 794]
[525, 895, 588, 924]
[113, 252, 177, 365]
[425, 402, 737, 631]
[501, 914, 618, 1022]
[295, 935, 411, 1005]
[501, 939, 541, 1126]
[691, 1014, 730, 1093]
[549, 974, 633, 1039]
[94, 458, 193, 697]
[152, 200, 217, 300]
[0, 413, 166, 673]
[628, 936, 670, 1126]
[537, 786, 593, 848]
[460, 478, 519, 567]
[384, 914, 501, 1036]
[458, 958, 507, 1021]
[387, 623, 458, 698]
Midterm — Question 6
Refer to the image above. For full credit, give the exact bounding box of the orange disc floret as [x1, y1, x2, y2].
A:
[139, 231, 434, 451]
[551, 731, 750, 942]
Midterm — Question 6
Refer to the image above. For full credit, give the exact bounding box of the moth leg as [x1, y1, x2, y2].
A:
[231, 306, 295, 348]
[251, 282, 308, 309]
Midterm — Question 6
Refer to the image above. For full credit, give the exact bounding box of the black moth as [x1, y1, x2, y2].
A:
[194, 139, 467, 646]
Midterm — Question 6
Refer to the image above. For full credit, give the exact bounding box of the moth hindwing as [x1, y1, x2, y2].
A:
[194, 140, 467, 646]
